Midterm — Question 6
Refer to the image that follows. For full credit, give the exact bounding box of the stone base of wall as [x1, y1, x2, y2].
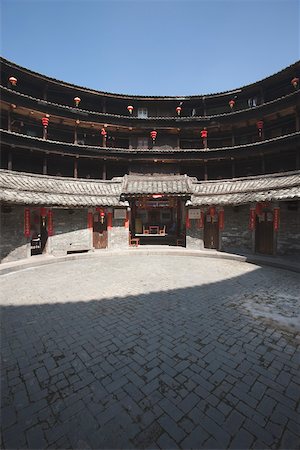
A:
[0, 205, 29, 263]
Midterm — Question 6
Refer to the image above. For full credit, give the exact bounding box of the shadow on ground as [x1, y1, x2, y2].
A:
[1, 264, 300, 449]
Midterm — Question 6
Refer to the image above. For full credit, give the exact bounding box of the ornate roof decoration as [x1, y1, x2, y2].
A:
[121, 175, 193, 195]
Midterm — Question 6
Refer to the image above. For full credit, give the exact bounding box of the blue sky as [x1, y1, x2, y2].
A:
[1, 0, 299, 95]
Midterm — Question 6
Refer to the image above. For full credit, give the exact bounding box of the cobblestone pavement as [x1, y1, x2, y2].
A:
[1, 256, 300, 449]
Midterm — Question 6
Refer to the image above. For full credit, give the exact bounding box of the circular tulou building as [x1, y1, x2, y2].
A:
[1, 57, 300, 261]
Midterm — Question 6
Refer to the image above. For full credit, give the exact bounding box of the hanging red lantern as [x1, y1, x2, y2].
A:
[41, 116, 49, 127]
[24, 208, 31, 237]
[273, 208, 280, 231]
[74, 96, 81, 107]
[257, 120, 264, 137]
[9, 76, 17, 86]
[127, 105, 134, 114]
[101, 128, 107, 137]
[219, 210, 224, 230]
[99, 209, 105, 223]
[201, 129, 208, 139]
[291, 77, 299, 89]
[150, 130, 157, 141]
[249, 208, 256, 230]
[176, 106, 182, 116]
[229, 99, 235, 109]
[209, 206, 215, 217]
[47, 210, 54, 236]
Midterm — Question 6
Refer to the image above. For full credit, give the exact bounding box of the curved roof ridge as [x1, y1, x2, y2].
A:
[1, 56, 299, 99]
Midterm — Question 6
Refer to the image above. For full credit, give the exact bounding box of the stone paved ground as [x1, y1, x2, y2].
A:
[1, 255, 299, 449]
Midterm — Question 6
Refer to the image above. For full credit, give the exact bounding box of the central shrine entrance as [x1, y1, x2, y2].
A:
[130, 196, 185, 246]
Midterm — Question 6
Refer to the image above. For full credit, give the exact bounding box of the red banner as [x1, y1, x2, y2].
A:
[124, 212, 129, 229]
[24, 208, 30, 237]
[107, 212, 113, 229]
[47, 210, 53, 236]
[186, 212, 190, 229]
[249, 208, 256, 230]
[273, 208, 280, 231]
[219, 210, 224, 230]
[209, 206, 216, 217]
[87, 211, 93, 229]
[40, 207, 47, 217]
[197, 211, 204, 229]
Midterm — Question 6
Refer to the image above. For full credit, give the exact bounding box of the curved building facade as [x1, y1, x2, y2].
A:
[1, 57, 300, 261]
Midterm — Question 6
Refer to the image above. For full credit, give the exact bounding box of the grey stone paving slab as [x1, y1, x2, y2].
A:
[1, 255, 300, 449]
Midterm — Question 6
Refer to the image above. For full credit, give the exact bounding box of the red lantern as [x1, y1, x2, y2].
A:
[40, 207, 47, 217]
[87, 211, 93, 229]
[219, 210, 224, 230]
[42, 116, 49, 127]
[209, 206, 215, 217]
[9, 76, 17, 86]
[24, 208, 30, 237]
[127, 105, 134, 114]
[291, 77, 299, 89]
[229, 99, 235, 109]
[201, 129, 208, 139]
[99, 209, 105, 224]
[47, 210, 54, 236]
[249, 208, 256, 230]
[150, 130, 157, 141]
[176, 106, 182, 116]
[74, 96, 81, 107]
[273, 208, 280, 231]
[101, 128, 107, 137]
[257, 120, 264, 137]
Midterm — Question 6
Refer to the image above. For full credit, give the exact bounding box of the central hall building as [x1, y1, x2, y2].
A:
[0, 57, 300, 262]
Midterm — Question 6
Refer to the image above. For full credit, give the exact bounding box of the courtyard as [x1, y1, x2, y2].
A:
[1, 255, 299, 449]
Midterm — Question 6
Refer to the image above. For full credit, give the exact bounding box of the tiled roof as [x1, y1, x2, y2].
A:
[0, 170, 125, 207]
[1, 169, 299, 207]
[121, 175, 192, 195]
[190, 171, 300, 205]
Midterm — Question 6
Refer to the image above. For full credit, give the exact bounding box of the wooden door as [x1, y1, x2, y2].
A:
[255, 212, 273, 254]
[204, 214, 219, 249]
[93, 213, 107, 249]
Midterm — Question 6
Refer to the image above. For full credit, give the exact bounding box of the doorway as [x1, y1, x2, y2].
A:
[93, 211, 108, 249]
[204, 213, 219, 249]
[255, 212, 274, 254]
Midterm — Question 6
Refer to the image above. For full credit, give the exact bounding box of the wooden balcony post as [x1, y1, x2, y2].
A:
[74, 158, 78, 178]
[43, 156, 47, 175]
[102, 162, 107, 180]
[8, 150, 12, 170]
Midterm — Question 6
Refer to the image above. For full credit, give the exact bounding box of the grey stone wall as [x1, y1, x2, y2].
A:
[49, 209, 92, 256]
[0, 205, 29, 263]
[186, 221, 204, 250]
[108, 218, 129, 250]
[277, 201, 300, 255]
[221, 205, 253, 254]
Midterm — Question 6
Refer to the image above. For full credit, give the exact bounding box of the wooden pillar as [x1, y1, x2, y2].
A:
[8, 109, 11, 132]
[74, 158, 78, 178]
[102, 162, 107, 180]
[296, 151, 300, 169]
[8, 150, 12, 170]
[43, 127, 47, 140]
[231, 159, 235, 178]
[204, 162, 208, 181]
[43, 156, 47, 175]
[74, 126, 78, 144]
[261, 154, 265, 174]
[231, 129, 235, 146]
[295, 109, 300, 132]
[202, 97, 206, 116]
